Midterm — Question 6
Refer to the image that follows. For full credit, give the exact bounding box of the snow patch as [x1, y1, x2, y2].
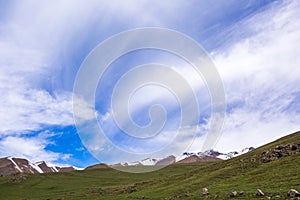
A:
[140, 158, 157, 165]
[29, 162, 43, 173]
[7, 157, 22, 173]
[73, 166, 84, 170]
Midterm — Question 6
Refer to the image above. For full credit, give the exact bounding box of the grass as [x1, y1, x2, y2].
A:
[0, 131, 299, 200]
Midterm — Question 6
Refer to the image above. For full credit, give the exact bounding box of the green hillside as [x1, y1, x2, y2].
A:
[0, 131, 299, 200]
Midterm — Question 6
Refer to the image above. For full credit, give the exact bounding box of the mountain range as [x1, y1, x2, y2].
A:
[0, 147, 254, 176]
[109, 147, 254, 167]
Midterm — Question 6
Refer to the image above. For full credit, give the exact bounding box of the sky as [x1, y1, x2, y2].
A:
[0, 0, 300, 168]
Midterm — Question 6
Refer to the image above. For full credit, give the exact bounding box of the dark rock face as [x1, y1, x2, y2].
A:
[202, 150, 222, 157]
[177, 155, 220, 164]
[0, 157, 19, 176]
[155, 155, 176, 166]
[0, 157, 39, 176]
[248, 147, 255, 151]
[57, 166, 76, 172]
[0, 157, 75, 176]
[37, 161, 57, 173]
[12, 158, 39, 174]
[37, 162, 76, 173]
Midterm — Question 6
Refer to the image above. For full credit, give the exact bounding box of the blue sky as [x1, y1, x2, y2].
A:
[0, 0, 300, 168]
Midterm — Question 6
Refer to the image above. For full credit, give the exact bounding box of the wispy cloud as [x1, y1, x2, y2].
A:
[78, 0, 300, 163]
[0, 131, 70, 163]
[209, 0, 300, 152]
[0, 0, 191, 134]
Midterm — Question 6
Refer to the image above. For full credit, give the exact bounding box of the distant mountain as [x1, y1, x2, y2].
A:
[110, 158, 158, 167]
[193, 147, 255, 160]
[109, 147, 255, 167]
[155, 155, 176, 166]
[108, 156, 176, 167]
[85, 163, 109, 170]
[0, 157, 76, 176]
[177, 155, 220, 164]
[140, 158, 158, 165]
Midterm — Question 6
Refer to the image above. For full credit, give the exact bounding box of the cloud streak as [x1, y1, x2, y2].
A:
[210, 0, 300, 152]
[76, 0, 300, 162]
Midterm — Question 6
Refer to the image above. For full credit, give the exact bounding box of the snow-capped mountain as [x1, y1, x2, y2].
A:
[139, 158, 158, 165]
[111, 158, 159, 167]
[110, 156, 175, 167]
[215, 147, 255, 160]
[112, 147, 255, 167]
[176, 147, 254, 163]
[0, 157, 76, 176]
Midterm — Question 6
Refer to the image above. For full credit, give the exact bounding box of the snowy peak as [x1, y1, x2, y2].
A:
[111, 158, 159, 167]
[108, 147, 255, 167]
[177, 147, 254, 163]
[140, 158, 158, 166]
[4, 157, 40, 175]
[216, 147, 255, 160]
[36, 161, 58, 173]
[0, 157, 76, 176]
[110, 156, 175, 167]
[177, 155, 221, 164]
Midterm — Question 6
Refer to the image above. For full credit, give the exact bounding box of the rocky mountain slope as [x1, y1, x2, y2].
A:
[0, 157, 76, 176]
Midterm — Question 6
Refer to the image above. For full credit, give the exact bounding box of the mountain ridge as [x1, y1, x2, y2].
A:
[110, 147, 255, 167]
[0, 146, 255, 176]
[0, 157, 76, 176]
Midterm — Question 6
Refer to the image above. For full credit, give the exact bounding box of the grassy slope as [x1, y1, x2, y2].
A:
[0, 131, 299, 200]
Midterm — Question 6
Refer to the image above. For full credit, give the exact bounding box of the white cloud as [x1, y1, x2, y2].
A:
[214, 110, 300, 152]
[0, 87, 74, 134]
[0, 132, 67, 162]
[209, 0, 300, 152]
